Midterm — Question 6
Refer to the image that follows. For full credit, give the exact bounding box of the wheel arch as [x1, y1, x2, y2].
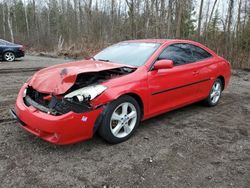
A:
[122, 92, 144, 119]
[217, 75, 225, 90]
[93, 92, 145, 134]
[3, 49, 15, 54]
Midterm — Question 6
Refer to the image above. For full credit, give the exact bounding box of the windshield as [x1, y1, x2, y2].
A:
[94, 42, 161, 66]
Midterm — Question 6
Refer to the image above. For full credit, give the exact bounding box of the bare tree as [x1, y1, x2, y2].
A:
[125, 0, 136, 38]
[236, 0, 242, 35]
[24, 0, 30, 37]
[208, 0, 218, 26]
[6, 2, 14, 42]
[166, 0, 173, 38]
[176, 0, 183, 38]
[197, 0, 204, 37]
[2, 2, 6, 38]
[227, 0, 234, 34]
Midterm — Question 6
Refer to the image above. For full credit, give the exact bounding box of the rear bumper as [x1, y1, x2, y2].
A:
[12, 84, 103, 145]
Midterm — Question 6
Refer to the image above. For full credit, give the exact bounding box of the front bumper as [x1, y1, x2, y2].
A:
[15, 50, 25, 58]
[12, 84, 103, 145]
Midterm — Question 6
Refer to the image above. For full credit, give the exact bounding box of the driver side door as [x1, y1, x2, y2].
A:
[147, 44, 201, 117]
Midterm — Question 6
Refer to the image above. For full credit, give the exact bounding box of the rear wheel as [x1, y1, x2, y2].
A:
[203, 78, 222, 107]
[98, 95, 141, 144]
[4, 52, 15, 62]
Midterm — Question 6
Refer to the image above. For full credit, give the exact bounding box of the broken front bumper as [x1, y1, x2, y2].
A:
[12, 84, 103, 145]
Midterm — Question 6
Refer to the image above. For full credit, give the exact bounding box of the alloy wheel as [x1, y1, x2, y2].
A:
[110, 102, 137, 138]
[4, 52, 15, 62]
[210, 81, 222, 104]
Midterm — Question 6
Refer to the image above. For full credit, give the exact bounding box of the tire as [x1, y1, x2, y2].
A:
[98, 95, 141, 144]
[203, 78, 223, 107]
[4, 52, 15, 62]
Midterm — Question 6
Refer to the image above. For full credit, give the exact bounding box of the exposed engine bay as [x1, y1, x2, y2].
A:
[24, 67, 135, 115]
[67, 67, 134, 93]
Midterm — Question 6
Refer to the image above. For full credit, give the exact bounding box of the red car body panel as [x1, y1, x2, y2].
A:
[15, 84, 103, 144]
[14, 39, 231, 144]
[29, 60, 129, 95]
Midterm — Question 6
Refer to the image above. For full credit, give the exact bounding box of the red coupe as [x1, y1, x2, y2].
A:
[11, 39, 231, 144]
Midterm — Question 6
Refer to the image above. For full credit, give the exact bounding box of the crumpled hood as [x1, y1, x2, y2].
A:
[29, 60, 126, 95]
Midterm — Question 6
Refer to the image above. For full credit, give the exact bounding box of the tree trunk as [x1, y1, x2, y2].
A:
[73, 0, 79, 36]
[203, 0, 210, 41]
[13, 0, 17, 35]
[197, 0, 204, 38]
[144, 0, 150, 38]
[167, 0, 173, 38]
[236, 0, 242, 35]
[175, 0, 183, 38]
[160, 0, 165, 37]
[47, 7, 50, 36]
[155, 0, 160, 37]
[227, 0, 234, 34]
[226, 0, 235, 60]
[78, 0, 82, 32]
[208, 0, 218, 25]
[24, 0, 30, 37]
[2, 3, 6, 38]
[125, 0, 135, 38]
[110, 0, 115, 41]
[7, 3, 14, 42]
[235, 0, 242, 57]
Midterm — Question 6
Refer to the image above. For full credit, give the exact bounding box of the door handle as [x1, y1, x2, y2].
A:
[192, 71, 199, 75]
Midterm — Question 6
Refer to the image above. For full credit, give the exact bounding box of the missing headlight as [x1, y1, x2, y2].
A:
[24, 86, 93, 115]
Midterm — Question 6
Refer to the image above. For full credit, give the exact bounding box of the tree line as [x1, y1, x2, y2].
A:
[0, 0, 249, 68]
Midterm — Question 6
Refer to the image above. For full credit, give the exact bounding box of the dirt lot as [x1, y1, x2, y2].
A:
[0, 56, 250, 188]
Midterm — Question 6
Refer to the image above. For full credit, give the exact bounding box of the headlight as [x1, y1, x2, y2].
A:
[64, 85, 107, 102]
[23, 88, 27, 97]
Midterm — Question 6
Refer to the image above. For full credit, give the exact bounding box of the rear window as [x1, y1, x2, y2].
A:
[187, 44, 212, 61]
[0, 39, 12, 45]
[0, 41, 6, 45]
[158, 43, 213, 66]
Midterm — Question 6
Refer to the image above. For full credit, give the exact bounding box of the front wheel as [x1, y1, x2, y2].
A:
[98, 95, 141, 144]
[4, 52, 15, 62]
[203, 78, 222, 107]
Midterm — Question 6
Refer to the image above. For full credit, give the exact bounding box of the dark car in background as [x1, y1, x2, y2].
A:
[0, 39, 25, 62]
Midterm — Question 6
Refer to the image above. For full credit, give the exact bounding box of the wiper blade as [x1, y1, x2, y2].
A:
[97, 59, 110, 62]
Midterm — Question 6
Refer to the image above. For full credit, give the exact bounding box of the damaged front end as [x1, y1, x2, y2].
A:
[24, 86, 92, 115]
[24, 67, 135, 116]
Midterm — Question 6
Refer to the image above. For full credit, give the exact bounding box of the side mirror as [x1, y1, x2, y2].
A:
[153, 60, 174, 70]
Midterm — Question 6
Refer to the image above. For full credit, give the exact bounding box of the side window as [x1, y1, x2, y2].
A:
[158, 44, 195, 65]
[188, 44, 212, 61]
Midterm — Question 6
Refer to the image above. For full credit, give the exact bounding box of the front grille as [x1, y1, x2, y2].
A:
[26, 87, 49, 107]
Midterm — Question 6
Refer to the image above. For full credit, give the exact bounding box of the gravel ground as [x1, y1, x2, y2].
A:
[0, 56, 250, 188]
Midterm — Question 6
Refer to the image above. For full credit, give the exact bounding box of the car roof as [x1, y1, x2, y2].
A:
[123, 39, 216, 55]
[123, 39, 195, 44]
